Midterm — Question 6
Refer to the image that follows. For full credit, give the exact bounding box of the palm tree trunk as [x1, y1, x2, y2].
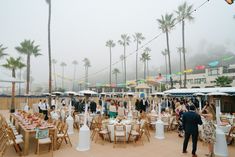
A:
[84, 67, 86, 90]
[62, 67, 64, 89]
[165, 55, 168, 83]
[73, 64, 76, 91]
[136, 42, 139, 84]
[109, 47, 112, 86]
[166, 30, 173, 88]
[53, 63, 56, 90]
[147, 61, 149, 78]
[86, 67, 89, 89]
[179, 51, 182, 88]
[48, 0, 52, 105]
[26, 54, 30, 94]
[18, 69, 22, 95]
[182, 20, 187, 88]
[115, 73, 117, 85]
[144, 61, 146, 81]
[124, 45, 126, 87]
[11, 69, 16, 113]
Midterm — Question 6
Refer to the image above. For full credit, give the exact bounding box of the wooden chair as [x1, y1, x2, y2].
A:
[91, 116, 102, 141]
[139, 120, 150, 142]
[0, 126, 9, 157]
[96, 124, 111, 144]
[162, 116, 170, 131]
[35, 128, 53, 156]
[169, 116, 178, 131]
[226, 126, 235, 145]
[128, 123, 143, 145]
[56, 123, 72, 149]
[113, 124, 126, 148]
[73, 113, 80, 130]
[6, 127, 23, 156]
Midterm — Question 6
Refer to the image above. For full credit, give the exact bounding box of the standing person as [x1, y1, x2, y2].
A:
[90, 98, 97, 113]
[182, 105, 202, 157]
[41, 100, 49, 120]
[38, 99, 43, 113]
[175, 101, 187, 137]
[51, 97, 56, 109]
[135, 99, 140, 111]
[201, 105, 216, 157]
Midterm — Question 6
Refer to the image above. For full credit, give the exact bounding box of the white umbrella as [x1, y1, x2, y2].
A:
[100, 92, 107, 95]
[193, 92, 206, 96]
[65, 91, 77, 95]
[207, 92, 229, 96]
[42, 93, 51, 96]
[151, 92, 164, 96]
[125, 92, 135, 96]
[79, 90, 98, 96]
[75, 93, 84, 97]
[52, 91, 63, 96]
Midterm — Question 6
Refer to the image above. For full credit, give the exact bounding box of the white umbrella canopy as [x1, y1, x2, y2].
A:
[52, 91, 63, 96]
[207, 92, 230, 96]
[78, 90, 98, 96]
[75, 93, 84, 97]
[42, 93, 51, 96]
[151, 92, 164, 96]
[193, 92, 206, 96]
[65, 91, 77, 96]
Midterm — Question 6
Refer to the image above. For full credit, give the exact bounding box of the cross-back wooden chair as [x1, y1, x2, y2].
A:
[35, 128, 53, 156]
[113, 124, 126, 148]
[56, 123, 72, 149]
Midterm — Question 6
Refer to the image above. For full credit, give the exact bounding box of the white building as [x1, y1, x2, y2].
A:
[171, 64, 235, 88]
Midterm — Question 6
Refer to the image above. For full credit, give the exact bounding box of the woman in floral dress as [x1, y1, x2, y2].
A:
[201, 105, 216, 157]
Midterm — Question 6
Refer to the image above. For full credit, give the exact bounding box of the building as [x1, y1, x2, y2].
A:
[171, 64, 235, 88]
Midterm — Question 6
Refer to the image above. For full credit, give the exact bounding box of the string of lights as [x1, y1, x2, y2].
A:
[77, 0, 211, 81]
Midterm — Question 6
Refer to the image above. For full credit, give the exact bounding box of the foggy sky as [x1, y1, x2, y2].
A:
[0, 0, 235, 88]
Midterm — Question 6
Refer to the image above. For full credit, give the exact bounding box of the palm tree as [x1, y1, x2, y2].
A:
[106, 40, 116, 86]
[145, 48, 151, 78]
[175, 2, 194, 88]
[60, 62, 67, 89]
[140, 47, 151, 80]
[45, 0, 52, 105]
[72, 60, 78, 91]
[15, 40, 41, 94]
[18, 62, 25, 95]
[118, 34, 131, 86]
[120, 54, 124, 74]
[215, 76, 232, 87]
[0, 44, 7, 59]
[112, 68, 120, 85]
[133, 33, 145, 83]
[177, 47, 183, 87]
[161, 49, 168, 83]
[83, 58, 91, 89]
[157, 13, 176, 88]
[2, 57, 25, 112]
[52, 59, 57, 90]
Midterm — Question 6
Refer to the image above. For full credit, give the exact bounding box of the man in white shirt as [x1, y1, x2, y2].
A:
[38, 99, 43, 113]
[41, 100, 49, 120]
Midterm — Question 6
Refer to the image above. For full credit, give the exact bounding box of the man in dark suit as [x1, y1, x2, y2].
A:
[90, 99, 97, 113]
[182, 105, 202, 157]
